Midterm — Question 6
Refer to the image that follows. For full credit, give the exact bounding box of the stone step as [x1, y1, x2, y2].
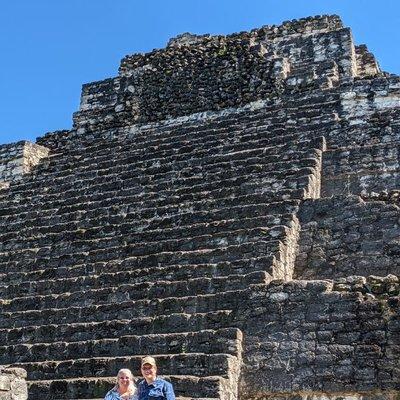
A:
[49, 140, 313, 184]
[37, 124, 320, 182]
[0, 169, 313, 234]
[0, 204, 295, 247]
[29, 104, 330, 156]
[4, 155, 318, 212]
[1, 327, 241, 364]
[0, 168, 314, 221]
[61, 108, 326, 166]
[68, 101, 324, 152]
[1, 271, 269, 312]
[9, 151, 313, 210]
[0, 188, 299, 228]
[0, 237, 283, 275]
[0, 257, 280, 300]
[0, 224, 288, 268]
[41, 121, 274, 169]
[0, 309, 234, 346]
[0, 255, 276, 295]
[28, 145, 319, 194]
[0, 213, 293, 261]
[0, 287, 251, 329]
[48, 113, 316, 166]
[15, 353, 237, 381]
[0, 194, 299, 239]
[14, 152, 322, 206]
[8, 134, 321, 197]
[1, 194, 299, 228]
[42, 163, 316, 200]
[44, 156, 317, 195]
[28, 374, 227, 399]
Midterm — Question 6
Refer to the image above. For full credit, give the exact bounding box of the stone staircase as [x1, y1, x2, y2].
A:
[1, 14, 398, 400]
[0, 101, 325, 399]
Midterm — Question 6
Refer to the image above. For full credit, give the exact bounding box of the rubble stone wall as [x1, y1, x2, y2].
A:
[355, 44, 381, 77]
[295, 196, 400, 279]
[0, 141, 49, 188]
[322, 143, 400, 196]
[72, 15, 364, 134]
[236, 278, 399, 399]
[0, 142, 26, 187]
[0, 368, 27, 400]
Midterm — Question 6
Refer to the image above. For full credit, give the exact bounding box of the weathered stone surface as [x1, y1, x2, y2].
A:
[0, 13, 398, 400]
[0, 368, 27, 400]
[321, 143, 400, 196]
[295, 196, 400, 278]
[0, 141, 49, 187]
[234, 280, 399, 397]
[71, 15, 359, 135]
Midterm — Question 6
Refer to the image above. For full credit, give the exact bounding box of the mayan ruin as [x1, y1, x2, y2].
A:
[0, 13, 399, 400]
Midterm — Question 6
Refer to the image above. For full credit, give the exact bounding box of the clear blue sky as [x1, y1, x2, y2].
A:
[0, 0, 399, 145]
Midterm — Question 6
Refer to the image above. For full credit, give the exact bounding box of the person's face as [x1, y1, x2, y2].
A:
[118, 372, 131, 388]
[141, 363, 157, 382]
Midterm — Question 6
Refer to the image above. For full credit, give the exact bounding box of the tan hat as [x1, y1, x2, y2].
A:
[141, 356, 157, 367]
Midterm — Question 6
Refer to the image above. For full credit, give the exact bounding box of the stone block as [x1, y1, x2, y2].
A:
[0, 369, 27, 400]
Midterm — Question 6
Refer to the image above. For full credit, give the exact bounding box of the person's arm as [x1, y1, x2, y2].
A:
[163, 381, 175, 400]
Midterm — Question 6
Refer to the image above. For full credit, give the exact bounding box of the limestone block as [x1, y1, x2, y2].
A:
[0, 369, 27, 400]
[0, 141, 49, 186]
[0, 376, 11, 392]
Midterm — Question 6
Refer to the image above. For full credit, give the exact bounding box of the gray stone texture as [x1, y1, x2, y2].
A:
[295, 196, 400, 278]
[0, 368, 27, 400]
[0, 14, 399, 400]
[235, 279, 399, 397]
[0, 141, 49, 188]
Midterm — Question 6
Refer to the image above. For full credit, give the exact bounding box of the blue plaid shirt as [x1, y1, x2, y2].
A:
[137, 378, 175, 400]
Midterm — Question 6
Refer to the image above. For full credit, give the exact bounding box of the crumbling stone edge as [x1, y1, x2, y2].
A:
[0, 368, 28, 400]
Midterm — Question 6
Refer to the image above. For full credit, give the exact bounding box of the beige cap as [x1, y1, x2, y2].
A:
[141, 356, 157, 367]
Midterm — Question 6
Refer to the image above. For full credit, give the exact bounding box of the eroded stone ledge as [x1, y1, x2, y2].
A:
[0, 368, 27, 400]
[0, 141, 49, 188]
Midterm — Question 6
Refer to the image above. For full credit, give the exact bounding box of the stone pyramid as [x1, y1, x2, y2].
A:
[0, 14, 399, 400]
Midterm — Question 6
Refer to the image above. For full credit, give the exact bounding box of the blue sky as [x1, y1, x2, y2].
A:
[0, 0, 399, 145]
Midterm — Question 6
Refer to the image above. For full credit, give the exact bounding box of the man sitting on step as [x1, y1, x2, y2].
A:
[137, 356, 175, 400]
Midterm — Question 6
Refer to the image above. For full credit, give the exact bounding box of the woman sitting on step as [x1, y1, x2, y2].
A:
[104, 368, 138, 400]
